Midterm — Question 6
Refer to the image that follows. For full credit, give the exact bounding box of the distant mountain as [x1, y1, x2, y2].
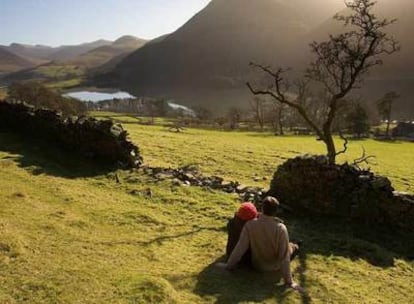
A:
[74, 36, 147, 68]
[0, 48, 35, 75]
[1, 39, 113, 65]
[47, 39, 112, 61]
[96, 0, 347, 111]
[2, 36, 147, 86]
[5, 43, 55, 64]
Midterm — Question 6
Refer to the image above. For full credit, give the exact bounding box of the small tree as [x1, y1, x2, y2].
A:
[193, 106, 212, 122]
[247, 0, 399, 164]
[265, 102, 287, 135]
[346, 102, 370, 138]
[250, 97, 266, 131]
[377, 91, 400, 137]
[226, 107, 243, 130]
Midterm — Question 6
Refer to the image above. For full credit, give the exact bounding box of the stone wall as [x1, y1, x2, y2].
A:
[268, 155, 414, 230]
[0, 101, 142, 168]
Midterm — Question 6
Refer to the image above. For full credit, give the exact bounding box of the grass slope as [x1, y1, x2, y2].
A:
[0, 121, 413, 303]
[97, 114, 412, 193]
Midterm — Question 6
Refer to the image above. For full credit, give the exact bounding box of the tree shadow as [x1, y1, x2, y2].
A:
[0, 132, 117, 178]
[98, 225, 226, 247]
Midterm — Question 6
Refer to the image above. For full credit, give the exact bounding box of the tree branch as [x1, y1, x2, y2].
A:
[336, 131, 349, 157]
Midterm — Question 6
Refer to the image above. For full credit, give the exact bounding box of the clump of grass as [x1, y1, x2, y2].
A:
[118, 276, 179, 304]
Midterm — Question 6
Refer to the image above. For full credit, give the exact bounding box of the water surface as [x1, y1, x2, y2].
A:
[65, 91, 135, 102]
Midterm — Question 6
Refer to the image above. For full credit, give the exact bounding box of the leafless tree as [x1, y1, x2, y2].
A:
[226, 107, 244, 130]
[265, 102, 287, 135]
[377, 91, 400, 137]
[247, 0, 399, 164]
[250, 97, 266, 131]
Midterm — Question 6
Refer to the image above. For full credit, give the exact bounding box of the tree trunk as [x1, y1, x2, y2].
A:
[278, 108, 284, 135]
[324, 132, 336, 164]
[386, 120, 391, 137]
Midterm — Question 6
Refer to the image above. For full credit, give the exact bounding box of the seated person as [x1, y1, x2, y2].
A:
[220, 196, 302, 291]
[226, 202, 258, 266]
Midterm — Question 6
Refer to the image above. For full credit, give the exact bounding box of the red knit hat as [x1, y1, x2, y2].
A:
[236, 202, 258, 221]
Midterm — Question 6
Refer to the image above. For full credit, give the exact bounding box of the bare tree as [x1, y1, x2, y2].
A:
[250, 97, 266, 131]
[377, 91, 400, 137]
[226, 107, 244, 130]
[247, 0, 399, 164]
[265, 102, 287, 135]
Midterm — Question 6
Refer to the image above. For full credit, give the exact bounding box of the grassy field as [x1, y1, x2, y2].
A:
[0, 118, 413, 303]
[118, 120, 414, 193]
[2, 63, 85, 91]
[0, 87, 7, 99]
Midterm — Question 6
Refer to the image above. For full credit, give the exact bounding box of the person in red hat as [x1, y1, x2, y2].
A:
[220, 197, 303, 292]
[226, 202, 258, 266]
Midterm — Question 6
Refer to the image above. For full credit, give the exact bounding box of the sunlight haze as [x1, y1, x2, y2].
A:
[0, 0, 211, 46]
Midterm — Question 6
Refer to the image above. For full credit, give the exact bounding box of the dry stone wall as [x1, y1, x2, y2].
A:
[0, 101, 142, 168]
[268, 155, 414, 231]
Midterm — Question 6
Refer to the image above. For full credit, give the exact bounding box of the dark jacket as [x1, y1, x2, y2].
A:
[226, 215, 251, 265]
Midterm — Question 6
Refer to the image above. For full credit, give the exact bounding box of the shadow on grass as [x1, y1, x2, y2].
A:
[0, 132, 116, 178]
[98, 225, 226, 247]
[194, 213, 413, 303]
[194, 256, 298, 304]
[285, 214, 414, 268]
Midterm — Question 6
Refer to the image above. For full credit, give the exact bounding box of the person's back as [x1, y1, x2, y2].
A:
[240, 215, 289, 272]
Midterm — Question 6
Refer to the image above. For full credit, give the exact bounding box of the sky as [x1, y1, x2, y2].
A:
[0, 0, 212, 46]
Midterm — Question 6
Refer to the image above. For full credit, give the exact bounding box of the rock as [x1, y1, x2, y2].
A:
[155, 173, 172, 181]
[130, 189, 140, 196]
[236, 185, 248, 193]
[172, 178, 182, 186]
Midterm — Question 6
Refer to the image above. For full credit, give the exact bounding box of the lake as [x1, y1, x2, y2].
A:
[64, 90, 135, 102]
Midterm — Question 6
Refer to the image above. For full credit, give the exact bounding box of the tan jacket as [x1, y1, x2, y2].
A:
[226, 214, 292, 281]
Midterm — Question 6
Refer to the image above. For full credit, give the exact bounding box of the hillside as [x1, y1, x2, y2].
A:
[1, 39, 113, 68]
[0, 119, 413, 303]
[73, 36, 147, 68]
[97, 0, 414, 117]
[2, 36, 146, 89]
[308, 0, 414, 116]
[102, 0, 311, 89]
[5, 43, 55, 64]
[95, 0, 346, 110]
[0, 48, 35, 75]
[48, 39, 112, 61]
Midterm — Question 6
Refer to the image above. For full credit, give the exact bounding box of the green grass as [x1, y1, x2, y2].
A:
[0, 88, 7, 99]
[34, 64, 85, 80]
[120, 121, 413, 193]
[4, 63, 85, 90]
[0, 120, 413, 303]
